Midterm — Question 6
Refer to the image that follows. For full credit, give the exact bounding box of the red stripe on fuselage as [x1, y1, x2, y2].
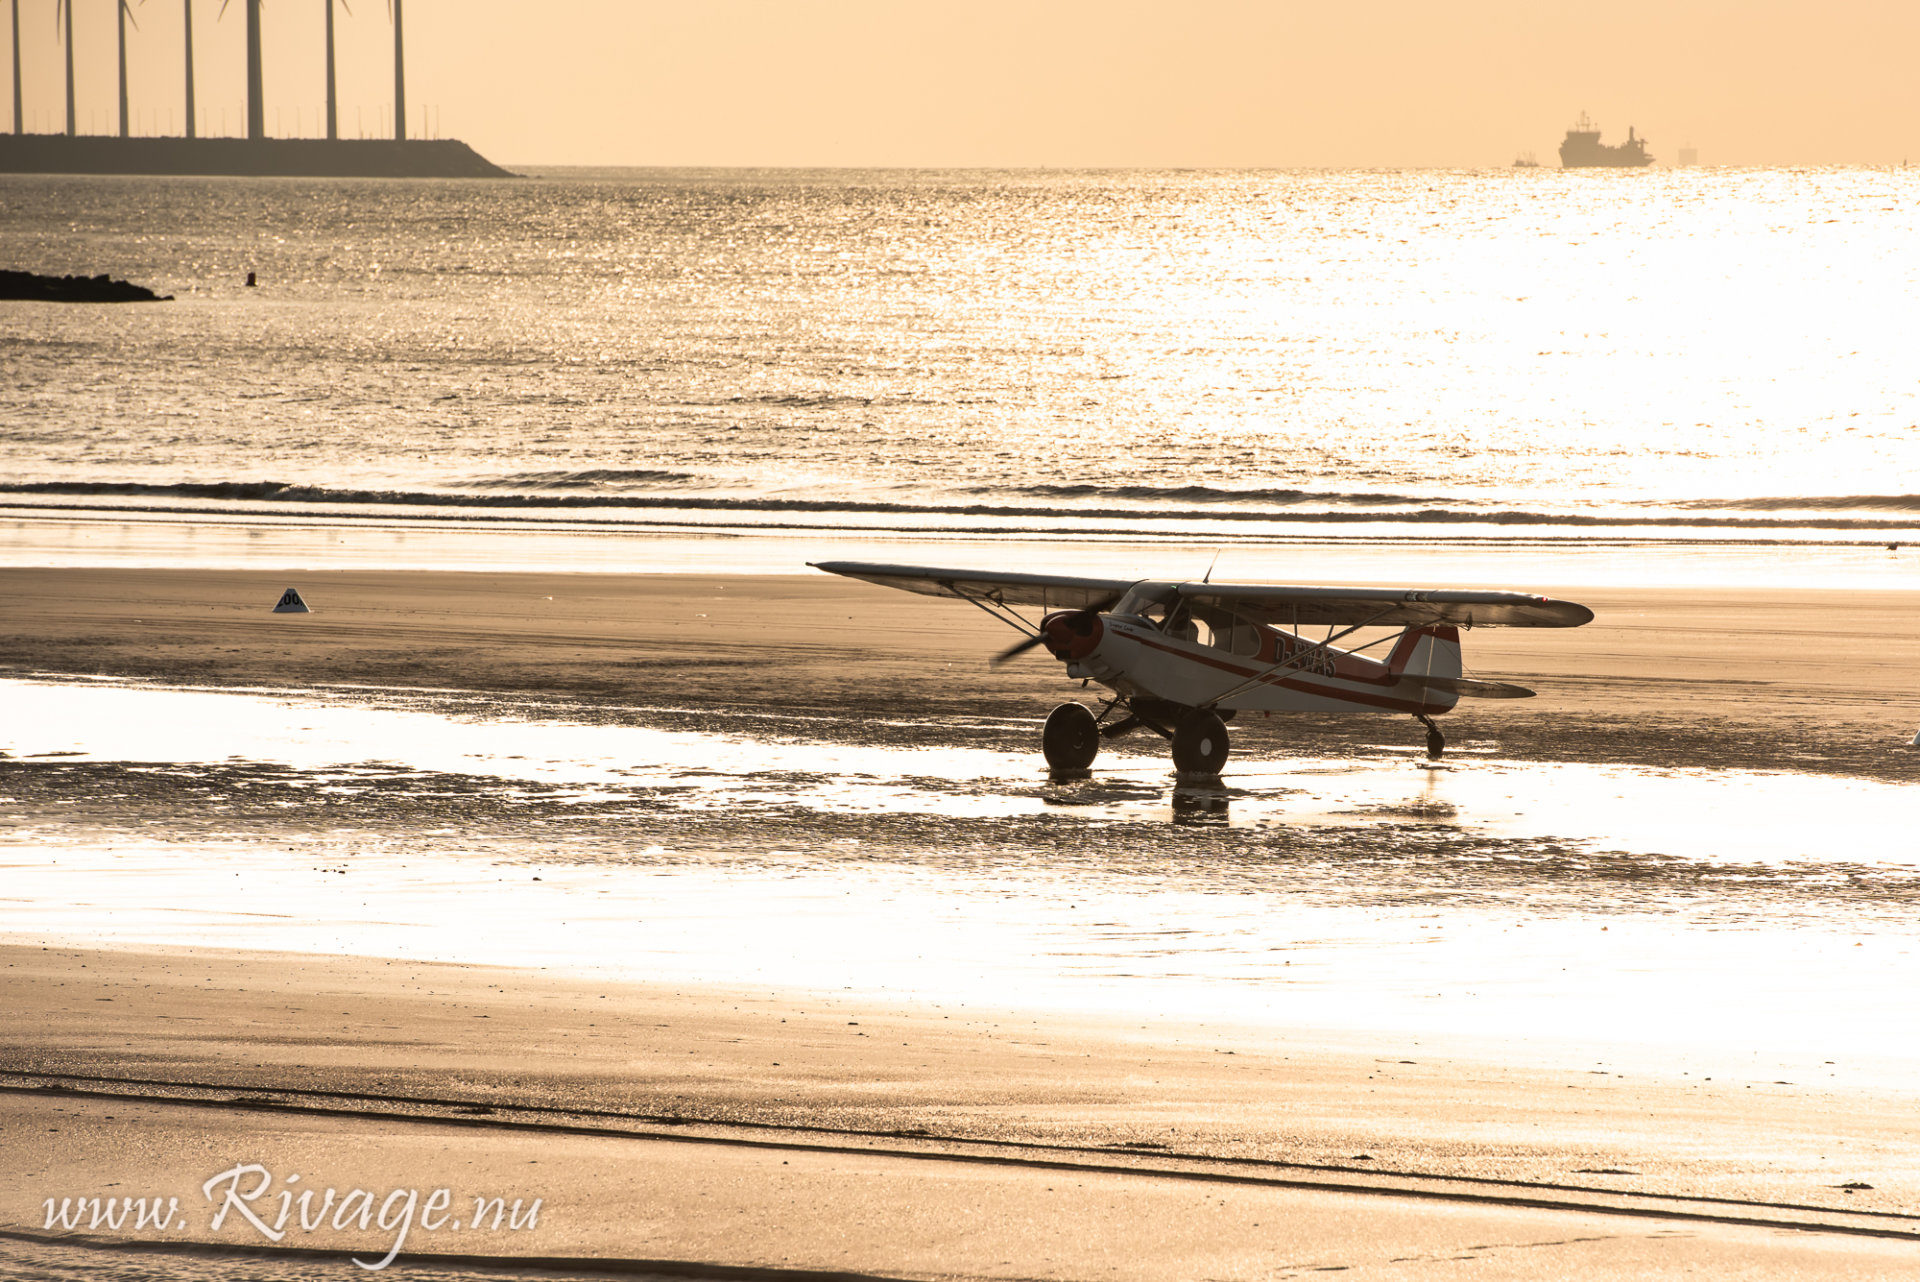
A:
[1126, 632, 1443, 715]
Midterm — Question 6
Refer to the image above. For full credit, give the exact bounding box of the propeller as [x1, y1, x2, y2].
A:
[990, 631, 1049, 667]
[990, 593, 1122, 667]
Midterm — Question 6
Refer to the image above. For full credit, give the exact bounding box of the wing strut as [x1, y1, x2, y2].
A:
[1202, 609, 1398, 709]
[949, 584, 1039, 640]
[946, 579, 1117, 668]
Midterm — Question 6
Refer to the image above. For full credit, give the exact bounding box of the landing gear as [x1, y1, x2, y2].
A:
[1415, 713, 1445, 761]
[1171, 709, 1230, 776]
[1045, 699, 1231, 776]
[1042, 702, 1101, 771]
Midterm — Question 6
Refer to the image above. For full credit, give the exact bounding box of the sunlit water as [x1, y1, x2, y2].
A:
[3, 678, 1914, 858]
[6, 677, 1918, 1073]
[5, 168, 1920, 543]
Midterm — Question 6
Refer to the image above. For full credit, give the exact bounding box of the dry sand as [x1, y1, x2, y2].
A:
[3, 944, 1917, 1279]
[4, 565, 1919, 1276]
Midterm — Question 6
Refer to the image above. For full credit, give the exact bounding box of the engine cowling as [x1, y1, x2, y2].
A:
[1040, 609, 1104, 661]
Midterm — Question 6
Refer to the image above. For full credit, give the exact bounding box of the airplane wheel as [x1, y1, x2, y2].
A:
[1418, 714, 1445, 760]
[1171, 710, 1229, 776]
[1043, 702, 1101, 771]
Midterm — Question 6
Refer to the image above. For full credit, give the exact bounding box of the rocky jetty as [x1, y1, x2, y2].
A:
[1, 270, 173, 303]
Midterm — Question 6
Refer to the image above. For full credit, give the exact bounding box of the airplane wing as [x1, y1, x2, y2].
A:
[808, 561, 1136, 610]
[1179, 583, 1593, 628]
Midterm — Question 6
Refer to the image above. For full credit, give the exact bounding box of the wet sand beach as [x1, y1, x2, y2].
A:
[2, 564, 1916, 779]
[4, 561, 1920, 1277]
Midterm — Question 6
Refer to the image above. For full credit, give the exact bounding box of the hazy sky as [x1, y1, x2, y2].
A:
[9, 1, 1917, 167]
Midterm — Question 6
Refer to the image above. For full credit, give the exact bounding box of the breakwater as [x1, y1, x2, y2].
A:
[0, 135, 514, 178]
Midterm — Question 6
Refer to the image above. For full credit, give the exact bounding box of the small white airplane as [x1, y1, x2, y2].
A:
[810, 561, 1594, 775]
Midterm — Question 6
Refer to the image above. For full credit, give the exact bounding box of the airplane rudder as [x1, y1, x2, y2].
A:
[1389, 624, 1462, 679]
[1426, 625, 1463, 680]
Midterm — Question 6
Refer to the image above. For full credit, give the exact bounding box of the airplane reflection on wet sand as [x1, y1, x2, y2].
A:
[5, 676, 1912, 861]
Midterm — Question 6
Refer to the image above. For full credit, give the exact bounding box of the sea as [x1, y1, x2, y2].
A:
[4, 165, 1920, 557]
[5, 167, 1920, 1091]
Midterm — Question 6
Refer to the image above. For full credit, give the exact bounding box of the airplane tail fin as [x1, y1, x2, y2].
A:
[1387, 625, 1537, 702]
[1388, 625, 1463, 710]
[1387, 625, 1462, 682]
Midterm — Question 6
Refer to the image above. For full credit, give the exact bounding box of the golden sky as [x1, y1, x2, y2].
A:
[9, 1, 1917, 167]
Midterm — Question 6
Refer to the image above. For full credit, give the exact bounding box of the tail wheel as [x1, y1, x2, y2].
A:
[1417, 713, 1445, 760]
[1171, 710, 1230, 776]
[1042, 702, 1101, 771]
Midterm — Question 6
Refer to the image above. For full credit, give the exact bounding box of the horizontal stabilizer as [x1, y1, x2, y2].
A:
[1402, 674, 1536, 699]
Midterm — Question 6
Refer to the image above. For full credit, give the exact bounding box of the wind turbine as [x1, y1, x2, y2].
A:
[217, 0, 263, 139]
[182, 0, 194, 137]
[323, 0, 347, 140]
[56, 0, 74, 136]
[388, 0, 401, 140]
[116, 0, 141, 138]
[11, 0, 21, 136]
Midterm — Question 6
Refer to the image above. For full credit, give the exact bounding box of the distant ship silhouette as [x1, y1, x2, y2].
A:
[1558, 113, 1653, 168]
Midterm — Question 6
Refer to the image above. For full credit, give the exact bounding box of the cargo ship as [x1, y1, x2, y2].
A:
[1558, 113, 1653, 168]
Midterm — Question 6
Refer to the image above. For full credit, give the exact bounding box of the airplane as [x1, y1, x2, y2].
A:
[808, 561, 1594, 776]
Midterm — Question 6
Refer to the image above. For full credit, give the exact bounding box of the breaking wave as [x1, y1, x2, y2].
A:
[5, 479, 1920, 532]
[1678, 494, 1920, 513]
[992, 483, 1438, 508]
[470, 468, 700, 489]
[997, 482, 1920, 514]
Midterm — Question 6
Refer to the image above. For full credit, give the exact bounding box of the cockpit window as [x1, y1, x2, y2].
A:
[1112, 582, 1179, 623]
[1190, 604, 1260, 655]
